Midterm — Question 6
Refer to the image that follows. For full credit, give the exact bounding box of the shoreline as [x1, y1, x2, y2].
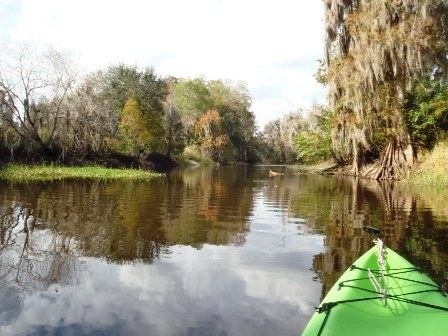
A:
[0, 151, 177, 182]
[294, 142, 448, 188]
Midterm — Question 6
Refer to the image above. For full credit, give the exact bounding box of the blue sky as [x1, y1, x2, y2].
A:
[0, 0, 326, 128]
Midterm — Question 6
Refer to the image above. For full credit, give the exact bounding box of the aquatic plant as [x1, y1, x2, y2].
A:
[0, 164, 163, 182]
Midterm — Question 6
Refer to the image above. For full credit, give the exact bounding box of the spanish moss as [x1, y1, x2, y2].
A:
[325, 0, 448, 179]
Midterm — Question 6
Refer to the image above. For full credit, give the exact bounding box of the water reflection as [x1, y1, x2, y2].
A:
[0, 167, 447, 335]
[290, 176, 448, 296]
[0, 168, 254, 266]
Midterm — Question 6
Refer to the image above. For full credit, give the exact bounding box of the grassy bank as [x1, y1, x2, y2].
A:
[293, 142, 448, 188]
[0, 164, 163, 182]
[409, 141, 448, 187]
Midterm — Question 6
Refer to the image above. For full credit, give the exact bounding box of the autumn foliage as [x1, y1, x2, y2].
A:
[194, 110, 228, 161]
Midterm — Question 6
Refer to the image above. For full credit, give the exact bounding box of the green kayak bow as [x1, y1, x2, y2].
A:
[302, 239, 448, 335]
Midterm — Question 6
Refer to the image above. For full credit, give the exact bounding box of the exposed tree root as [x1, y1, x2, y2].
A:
[361, 139, 415, 180]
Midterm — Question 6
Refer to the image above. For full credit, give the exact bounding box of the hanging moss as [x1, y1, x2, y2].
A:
[325, 0, 448, 179]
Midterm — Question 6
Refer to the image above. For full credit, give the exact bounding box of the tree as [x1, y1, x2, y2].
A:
[0, 90, 20, 159]
[174, 77, 212, 144]
[58, 72, 116, 159]
[173, 77, 257, 162]
[324, 0, 448, 179]
[119, 98, 152, 155]
[261, 110, 306, 164]
[194, 109, 229, 161]
[163, 77, 185, 158]
[279, 110, 307, 159]
[295, 106, 334, 164]
[261, 119, 287, 163]
[207, 80, 256, 162]
[101, 64, 167, 153]
[0, 43, 77, 154]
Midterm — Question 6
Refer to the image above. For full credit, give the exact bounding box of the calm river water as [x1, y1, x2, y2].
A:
[0, 165, 447, 336]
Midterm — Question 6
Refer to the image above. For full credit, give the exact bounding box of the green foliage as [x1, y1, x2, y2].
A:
[174, 78, 212, 127]
[0, 50, 258, 165]
[104, 137, 127, 155]
[163, 77, 186, 158]
[295, 131, 332, 164]
[252, 132, 276, 163]
[102, 64, 167, 153]
[294, 108, 334, 164]
[404, 78, 448, 150]
[102, 64, 166, 112]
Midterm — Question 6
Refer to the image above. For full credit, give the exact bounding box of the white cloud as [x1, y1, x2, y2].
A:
[2, 0, 326, 128]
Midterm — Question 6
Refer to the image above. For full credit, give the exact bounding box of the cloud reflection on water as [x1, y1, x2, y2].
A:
[1, 236, 322, 336]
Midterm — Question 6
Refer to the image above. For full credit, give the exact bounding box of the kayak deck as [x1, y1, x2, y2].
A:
[302, 245, 448, 335]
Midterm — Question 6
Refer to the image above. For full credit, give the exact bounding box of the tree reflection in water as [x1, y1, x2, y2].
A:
[0, 202, 81, 293]
[0, 168, 446, 335]
[0, 169, 253, 292]
[290, 176, 448, 298]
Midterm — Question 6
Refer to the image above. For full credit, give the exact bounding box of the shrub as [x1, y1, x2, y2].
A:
[404, 78, 448, 150]
[295, 130, 332, 164]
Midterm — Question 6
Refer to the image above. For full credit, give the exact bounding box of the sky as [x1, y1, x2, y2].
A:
[0, 0, 327, 129]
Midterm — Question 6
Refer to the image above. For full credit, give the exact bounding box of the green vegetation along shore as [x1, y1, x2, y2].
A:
[408, 142, 448, 187]
[0, 164, 163, 182]
[1, 3, 448, 180]
[293, 140, 448, 188]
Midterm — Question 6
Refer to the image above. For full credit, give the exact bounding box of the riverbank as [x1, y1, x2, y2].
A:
[0, 150, 176, 181]
[0, 164, 163, 182]
[294, 141, 448, 187]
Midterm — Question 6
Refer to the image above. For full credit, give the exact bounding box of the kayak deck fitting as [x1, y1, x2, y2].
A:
[302, 238, 448, 335]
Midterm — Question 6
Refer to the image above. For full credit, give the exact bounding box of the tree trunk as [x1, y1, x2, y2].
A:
[362, 133, 415, 180]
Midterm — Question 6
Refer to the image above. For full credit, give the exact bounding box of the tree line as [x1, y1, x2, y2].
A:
[0, 43, 259, 166]
[2, 0, 448, 173]
[0, 43, 340, 167]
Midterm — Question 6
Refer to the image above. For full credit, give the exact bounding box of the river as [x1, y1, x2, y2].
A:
[0, 165, 447, 335]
